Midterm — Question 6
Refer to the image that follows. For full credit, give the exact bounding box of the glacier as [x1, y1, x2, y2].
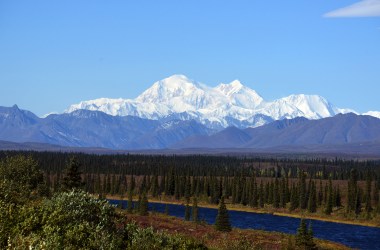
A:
[65, 74, 357, 129]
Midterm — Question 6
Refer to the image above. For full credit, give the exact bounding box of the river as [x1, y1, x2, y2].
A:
[108, 200, 380, 250]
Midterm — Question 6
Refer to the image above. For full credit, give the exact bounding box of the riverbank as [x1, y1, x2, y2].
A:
[122, 211, 349, 250]
[107, 195, 380, 228]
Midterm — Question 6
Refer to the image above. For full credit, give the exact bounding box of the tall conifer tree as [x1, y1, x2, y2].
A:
[365, 170, 372, 215]
[192, 196, 199, 222]
[215, 196, 231, 232]
[62, 157, 83, 191]
[325, 178, 333, 215]
[307, 181, 317, 213]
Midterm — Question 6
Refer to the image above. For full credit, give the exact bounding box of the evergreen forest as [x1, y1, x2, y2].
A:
[1, 150, 379, 249]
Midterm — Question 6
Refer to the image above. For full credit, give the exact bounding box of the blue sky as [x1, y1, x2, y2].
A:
[1, 0, 379, 116]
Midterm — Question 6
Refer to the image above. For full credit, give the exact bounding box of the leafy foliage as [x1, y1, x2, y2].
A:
[0, 155, 45, 247]
[0, 155, 44, 204]
[8, 190, 124, 249]
[124, 222, 207, 250]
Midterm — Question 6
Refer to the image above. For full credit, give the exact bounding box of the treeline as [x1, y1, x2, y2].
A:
[76, 167, 379, 218]
[1, 151, 380, 218]
[1, 151, 380, 180]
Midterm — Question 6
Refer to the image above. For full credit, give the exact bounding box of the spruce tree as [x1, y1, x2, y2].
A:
[264, 182, 270, 204]
[317, 180, 323, 206]
[365, 170, 372, 216]
[184, 175, 191, 201]
[299, 171, 307, 209]
[268, 181, 274, 205]
[231, 177, 237, 204]
[374, 184, 380, 215]
[306, 178, 312, 210]
[192, 196, 199, 222]
[347, 169, 358, 213]
[355, 189, 362, 216]
[110, 174, 116, 195]
[139, 192, 149, 216]
[335, 186, 342, 208]
[53, 173, 61, 192]
[195, 177, 201, 197]
[165, 203, 169, 215]
[151, 174, 159, 198]
[295, 218, 308, 246]
[289, 184, 298, 211]
[240, 180, 248, 206]
[127, 188, 133, 213]
[135, 193, 141, 212]
[259, 181, 264, 208]
[307, 181, 317, 213]
[252, 179, 258, 208]
[185, 198, 191, 221]
[286, 236, 295, 250]
[140, 175, 147, 194]
[105, 174, 111, 194]
[215, 196, 231, 232]
[280, 176, 286, 208]
[306, 222, 316, 249]
[295, 219, 315, 249]
[325, 178, 333, 215]
[273, 178, 280, 208]
[174, 175, 180, 200]
[62, 157, 83, 191]
[376, 196, 380, 215]
[248, 174, 256, 207]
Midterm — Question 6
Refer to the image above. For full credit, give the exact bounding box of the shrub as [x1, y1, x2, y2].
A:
[7, 190, 124, 249]
[124, 222, 207, 250]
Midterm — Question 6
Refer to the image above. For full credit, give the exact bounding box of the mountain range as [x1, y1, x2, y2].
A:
[0, 105, 211, 149]
[173, 113, 380, 149]
[1, 105, 380, 154]
[1, 74, 380, 153]
[66, 75, 363, 129]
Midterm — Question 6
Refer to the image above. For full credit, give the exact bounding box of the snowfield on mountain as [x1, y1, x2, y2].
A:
[65, 75, 355, 129]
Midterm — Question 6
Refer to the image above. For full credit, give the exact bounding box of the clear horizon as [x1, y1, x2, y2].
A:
[1, 1, 379, 116]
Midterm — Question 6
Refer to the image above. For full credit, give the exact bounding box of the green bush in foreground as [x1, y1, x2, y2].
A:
[124, 222, 207, 250]
[0, 155, 46, 247]
[8, 190, 124, 249]
[4, 189, 208, 249]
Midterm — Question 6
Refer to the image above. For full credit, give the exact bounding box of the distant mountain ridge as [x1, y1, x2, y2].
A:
[173, 113, 380, 149]
[65, 75, 356, 129]
[0, 105, 211, 149]
[1, 105, 380, 153]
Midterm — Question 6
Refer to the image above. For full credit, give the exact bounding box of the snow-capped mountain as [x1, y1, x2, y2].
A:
[363, 111, 380, 119]
[66, 74, 353, 129]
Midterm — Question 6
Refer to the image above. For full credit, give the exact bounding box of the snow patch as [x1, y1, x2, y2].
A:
[363, 111, 380, 119]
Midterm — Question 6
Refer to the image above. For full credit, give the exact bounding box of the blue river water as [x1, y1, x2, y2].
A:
[108, 200, 380, 250]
